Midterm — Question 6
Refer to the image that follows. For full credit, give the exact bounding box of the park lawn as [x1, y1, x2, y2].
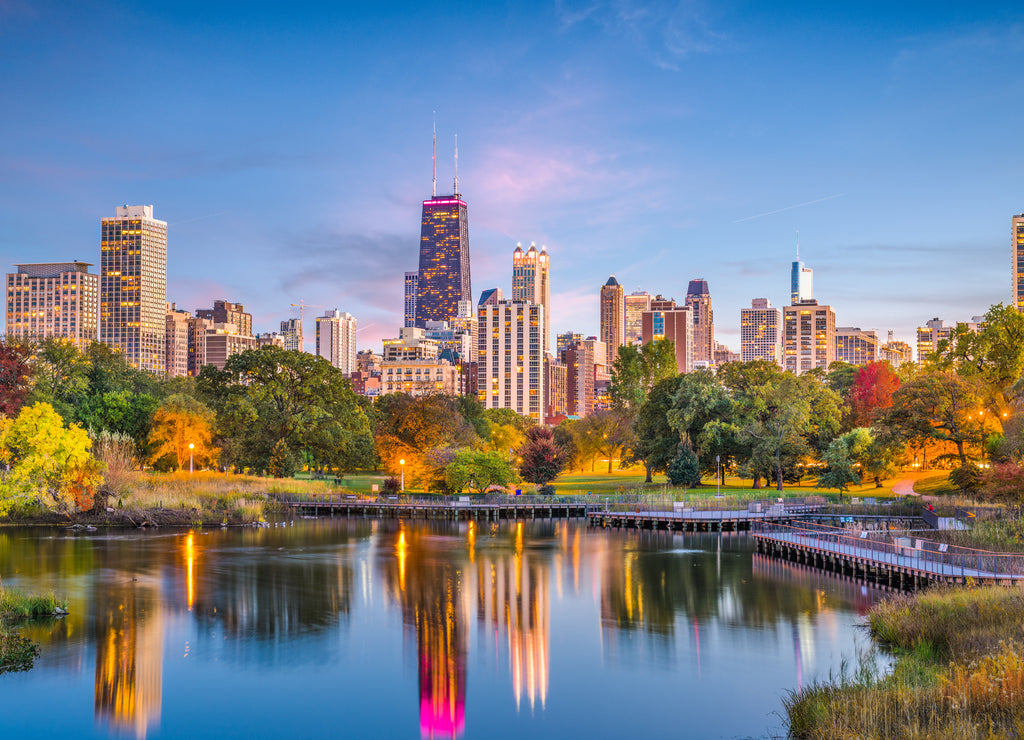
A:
[913, 472, 958, 496]
[337, 474, 388, 493]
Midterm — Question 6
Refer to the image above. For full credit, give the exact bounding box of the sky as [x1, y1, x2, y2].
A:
[2, 0, 1022, 354]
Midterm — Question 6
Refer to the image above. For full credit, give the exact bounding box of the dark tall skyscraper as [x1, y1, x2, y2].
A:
[414, 194, 471, 327]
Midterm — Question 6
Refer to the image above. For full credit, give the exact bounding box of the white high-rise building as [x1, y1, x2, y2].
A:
[740, 298, 782, 366]
[6, 261, 98, 349]
[477, 300, 545, 420]
[100, 205, 167, 372]
[315, 309, 357, 375]
[512, 243, 550, 354]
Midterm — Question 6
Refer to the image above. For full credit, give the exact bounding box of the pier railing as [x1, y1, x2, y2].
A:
[274, 492, 600, 508]
[756, 520, 1024, 579]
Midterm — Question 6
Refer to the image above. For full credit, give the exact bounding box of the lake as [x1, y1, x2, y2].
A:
[0, 518, 884, 739]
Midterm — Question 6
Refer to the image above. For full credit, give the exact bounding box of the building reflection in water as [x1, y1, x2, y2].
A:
[93, 574, 163, 739]
[382, 520, 556, 737]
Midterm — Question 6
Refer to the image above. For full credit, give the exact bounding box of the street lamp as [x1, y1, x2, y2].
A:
[189, 443, 195, 474]
[399, 458, 405, 492]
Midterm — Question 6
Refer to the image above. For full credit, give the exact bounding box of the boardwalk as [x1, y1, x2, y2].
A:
[587, 503, 823, 532]
[279, 494, 597, 521]
[754, 521, 1024, 589]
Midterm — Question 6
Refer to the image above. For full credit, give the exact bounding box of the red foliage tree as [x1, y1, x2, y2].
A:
[0, 339, 33, 416]
[849, 361, 900, 427]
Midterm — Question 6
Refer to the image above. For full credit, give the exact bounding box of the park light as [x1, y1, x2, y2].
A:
[399, 458, 405, 492]
[189, 442, 195, 475]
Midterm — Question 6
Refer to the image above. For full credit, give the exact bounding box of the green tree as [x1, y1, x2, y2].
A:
[0, 403, 98, 514]
[576, 409, 631, 474]
[667, 444, 701, 487]
[445, 449, 516, 493]
[667, 370, 734, 483]
[816, 436, 861, 496]
[628, 375, 684, 482]
[608, 340, 678, 412]
[198, 347, 372, 475]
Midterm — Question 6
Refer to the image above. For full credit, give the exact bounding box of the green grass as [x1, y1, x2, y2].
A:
[0, 587, 65, 675]
[913, 473, 958, 496]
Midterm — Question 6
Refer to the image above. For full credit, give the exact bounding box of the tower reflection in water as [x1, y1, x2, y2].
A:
[93, 574, 163, 739]
[384, 520, 555, 738]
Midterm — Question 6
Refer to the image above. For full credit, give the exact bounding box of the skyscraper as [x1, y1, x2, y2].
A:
[835, 327, 879, 366]
[685, 279, 713, 365]
[641, 298, 693, 374]
[791, 248, 813, 304]
[623, 290, 650, 345]
[165, 303, 191, 378]
[404, 272, 418, 328]
[740, 298, 782, 366]
[6, 261, 98, 349]
[599, 276, 624, 356]
[414, 153, 470, 327]
[477, 301, 545, 420]
[783, 301, 835, 374]
[512, 243, 550, 354]
[1013, 214, 1024, 311]
[280, 317, 303, 352]
[316, 309, 357, 375]
[100, 205, 167, 373]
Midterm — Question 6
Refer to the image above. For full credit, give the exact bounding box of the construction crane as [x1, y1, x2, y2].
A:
[289, 300, 324, 327]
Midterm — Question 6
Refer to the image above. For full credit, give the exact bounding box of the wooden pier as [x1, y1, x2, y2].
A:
[279, 494, 597, 521]
[586, 503, 823, 532]
[754, 521, 1024, 589]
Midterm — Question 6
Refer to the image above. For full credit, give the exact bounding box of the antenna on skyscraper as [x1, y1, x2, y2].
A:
[796, 229, 800, 261]
[453, 134, 459, 194]
[432, 112, 437, 198]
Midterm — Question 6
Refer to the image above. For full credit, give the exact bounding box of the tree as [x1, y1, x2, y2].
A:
[199, 347, 373, 475]
[878, 371, 989, 467]
[518, 427, 564, 485]
[0, 403, 99, 515]
[576, 410, 631, 474]
[667, 445, 701, 487]
[849, 361, 901, 428]
[372, 393, 478, 489]
[628, 375, 684, 482]
[608, 340, 678, 412]
[147, 394, 217, 471]
[667, 370, 734, 482]
[0, 339, 33, 417]
[816, 436, 861, 496]
[445, 450, 516, 493]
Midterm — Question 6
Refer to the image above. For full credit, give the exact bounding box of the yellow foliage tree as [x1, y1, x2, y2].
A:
[0, 402, 100, 514]
[148, 395, 217, 472]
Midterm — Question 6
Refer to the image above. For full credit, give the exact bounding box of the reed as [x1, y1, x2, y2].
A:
[786, 585, 1024, 739]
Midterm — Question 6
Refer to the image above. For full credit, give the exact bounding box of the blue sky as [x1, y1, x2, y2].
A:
[2, 1, 1021, 353]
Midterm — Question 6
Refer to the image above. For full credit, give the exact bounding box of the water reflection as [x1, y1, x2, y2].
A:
[93, 574, 163, 738]
[0, 520, 886, 740]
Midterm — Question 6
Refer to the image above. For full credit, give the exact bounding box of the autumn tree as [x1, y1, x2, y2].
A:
[518, 427, 565, 485]
[0, 339, 33, 417]
[0, 403, 99, 515]
[848, 361, 900, 428]
[148, 394, 217, 471]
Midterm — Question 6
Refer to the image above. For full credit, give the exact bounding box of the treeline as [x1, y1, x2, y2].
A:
[602, 302, 1024, 496]
[2, 300, 1024, 514]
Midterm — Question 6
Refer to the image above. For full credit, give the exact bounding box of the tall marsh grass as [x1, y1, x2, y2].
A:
[787, 586, 1024, 740]
[114, 471, 334, 522]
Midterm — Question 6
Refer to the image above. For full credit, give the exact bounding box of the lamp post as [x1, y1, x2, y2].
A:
[399, 458, 405, 493]
[189, 443, 194, 474]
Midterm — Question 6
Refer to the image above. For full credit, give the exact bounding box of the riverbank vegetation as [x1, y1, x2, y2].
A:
[1, 301, 1024, 519]
[786, 585, 1024, 740]
[0, 588, 65, 674]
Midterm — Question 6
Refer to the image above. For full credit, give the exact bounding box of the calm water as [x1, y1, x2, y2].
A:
[0, 519, 884, 739]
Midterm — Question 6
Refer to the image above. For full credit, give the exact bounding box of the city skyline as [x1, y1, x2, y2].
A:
[2, 3, 1022, 352]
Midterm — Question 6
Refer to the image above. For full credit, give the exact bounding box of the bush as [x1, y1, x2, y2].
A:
[667, 445, 701, 487]
[950, 463, 983, 494]
[537, 484, 555, 496]
[382, 476, 401, 493]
